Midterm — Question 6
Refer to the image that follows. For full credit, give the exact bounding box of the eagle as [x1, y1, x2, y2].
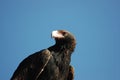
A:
[11, 30, 76, 80]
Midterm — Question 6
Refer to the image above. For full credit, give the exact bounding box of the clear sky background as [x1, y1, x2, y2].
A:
[0, 0, 120, 80]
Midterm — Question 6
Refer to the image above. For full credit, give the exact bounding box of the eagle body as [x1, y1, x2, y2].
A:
[11, 30, 76, 80]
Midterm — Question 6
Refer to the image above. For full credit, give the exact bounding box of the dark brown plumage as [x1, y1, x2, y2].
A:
[11, 30, 76, 80]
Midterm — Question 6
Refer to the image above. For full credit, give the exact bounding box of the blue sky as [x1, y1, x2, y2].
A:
[0, 0, 120, 80]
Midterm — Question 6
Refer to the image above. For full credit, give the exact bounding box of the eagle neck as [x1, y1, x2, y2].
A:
[55, 40, 76, 53]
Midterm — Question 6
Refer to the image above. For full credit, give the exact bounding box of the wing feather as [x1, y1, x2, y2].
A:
[11, 49, 51, 80]
[67, 65, 74, 80]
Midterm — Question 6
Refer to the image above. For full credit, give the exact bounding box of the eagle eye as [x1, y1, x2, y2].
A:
[62, 32, 66, 36]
